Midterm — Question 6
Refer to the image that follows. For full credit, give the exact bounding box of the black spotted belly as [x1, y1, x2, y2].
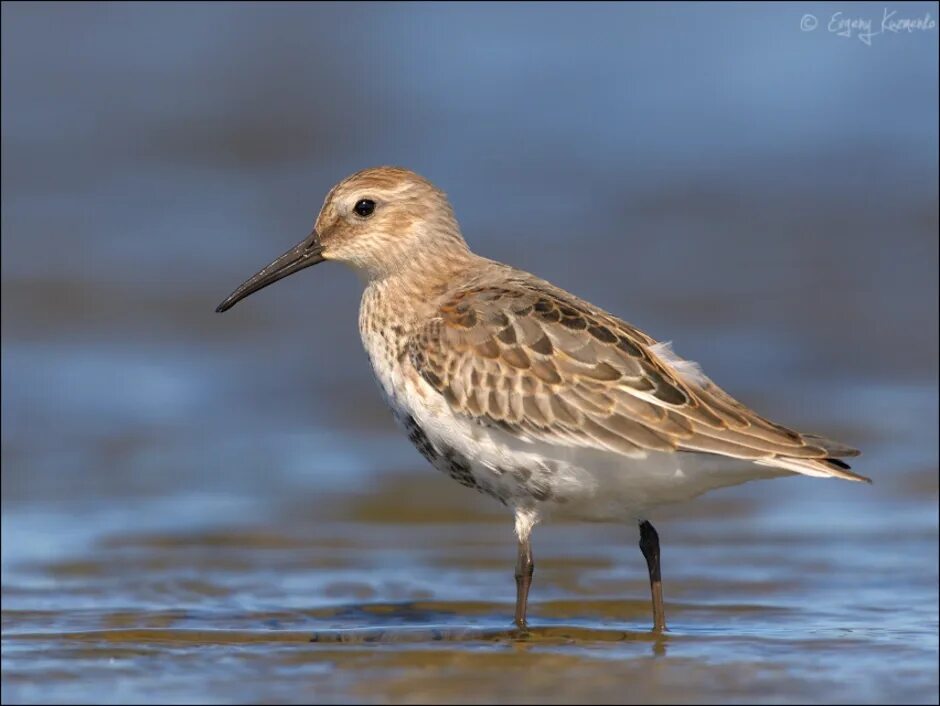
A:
[401, 414, 480, 487]
[399, 413, 561, 507]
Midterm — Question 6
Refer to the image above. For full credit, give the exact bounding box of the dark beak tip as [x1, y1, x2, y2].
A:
[216, 233, 323, 316]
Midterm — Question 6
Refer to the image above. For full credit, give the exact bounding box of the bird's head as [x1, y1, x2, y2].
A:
[216, 166, 466, 313]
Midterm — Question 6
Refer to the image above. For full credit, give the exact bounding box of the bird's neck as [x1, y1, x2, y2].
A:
[360, 245, 482, 328]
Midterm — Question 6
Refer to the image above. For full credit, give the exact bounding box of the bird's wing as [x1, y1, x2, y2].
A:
[408, 274, 866, 482]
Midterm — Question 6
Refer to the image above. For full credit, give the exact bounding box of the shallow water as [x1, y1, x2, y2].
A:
[2, 3, 938, 704]
[3, 395, 937, 704]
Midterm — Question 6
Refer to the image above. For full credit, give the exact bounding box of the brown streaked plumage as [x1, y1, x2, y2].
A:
[409, 275, 864, 480]
[217, 166, 867, 633]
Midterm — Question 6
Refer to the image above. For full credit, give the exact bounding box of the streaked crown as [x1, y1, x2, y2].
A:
[315, 166, 467, 278]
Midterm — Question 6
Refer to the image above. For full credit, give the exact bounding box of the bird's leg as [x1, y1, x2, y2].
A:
[514, 535, 534, 630]
[639, 520, 667, 632]
[513, 509, 538, 630]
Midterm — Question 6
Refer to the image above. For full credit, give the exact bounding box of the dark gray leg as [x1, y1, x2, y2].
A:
[514, 536, 534, 630]
[639, 520, 667, 632]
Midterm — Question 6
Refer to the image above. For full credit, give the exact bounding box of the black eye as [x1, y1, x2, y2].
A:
[353, 199, 375, 218]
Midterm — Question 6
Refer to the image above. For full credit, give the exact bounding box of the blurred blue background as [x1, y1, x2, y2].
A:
[2, 3, 937, 704]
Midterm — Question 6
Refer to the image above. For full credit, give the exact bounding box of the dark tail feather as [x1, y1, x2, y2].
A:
[820, 456, 872, 483]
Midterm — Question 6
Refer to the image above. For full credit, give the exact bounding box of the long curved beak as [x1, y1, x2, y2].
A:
[216, 230, 325, 313]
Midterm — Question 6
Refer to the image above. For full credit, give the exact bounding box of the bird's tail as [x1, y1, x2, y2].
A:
[756, 434, 870, 483]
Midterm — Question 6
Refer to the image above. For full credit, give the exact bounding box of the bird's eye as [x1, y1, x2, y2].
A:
[353, 199, 376, 218]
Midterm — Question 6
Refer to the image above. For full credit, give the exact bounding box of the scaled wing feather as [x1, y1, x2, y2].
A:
[407, 270, 866, 481]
